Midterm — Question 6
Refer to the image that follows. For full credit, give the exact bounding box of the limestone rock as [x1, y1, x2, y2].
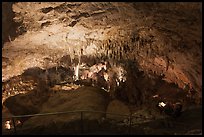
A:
[106, 99, 130, 122]
[20, 86, 109, 131]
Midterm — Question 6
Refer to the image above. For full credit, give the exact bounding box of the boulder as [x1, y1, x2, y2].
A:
[106, 99, 130, 122]
[19, 86, 109, 134]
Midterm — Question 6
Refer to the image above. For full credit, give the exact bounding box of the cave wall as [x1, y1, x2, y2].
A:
[2, 2, 21, 45]
[2, 2, 14, 44]
[2, 2, 202, 104]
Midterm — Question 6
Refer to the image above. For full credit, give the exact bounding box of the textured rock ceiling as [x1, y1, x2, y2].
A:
[2, 2, 202, 102]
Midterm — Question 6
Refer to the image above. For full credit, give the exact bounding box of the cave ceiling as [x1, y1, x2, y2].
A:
[2, 2, 202, 101]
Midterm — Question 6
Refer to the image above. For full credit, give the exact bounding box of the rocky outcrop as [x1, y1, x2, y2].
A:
[16, 86, 109, 133]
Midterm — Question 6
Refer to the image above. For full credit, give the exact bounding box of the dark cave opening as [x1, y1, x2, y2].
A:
[2, 2, 26, 46]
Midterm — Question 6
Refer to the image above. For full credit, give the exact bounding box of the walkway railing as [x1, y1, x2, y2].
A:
[2, 110, 137, 135]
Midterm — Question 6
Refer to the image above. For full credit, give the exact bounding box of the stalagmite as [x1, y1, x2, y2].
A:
[73, 63, 79, 81]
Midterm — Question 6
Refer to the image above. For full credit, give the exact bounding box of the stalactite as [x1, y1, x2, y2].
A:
[104, 40, 107, 49]
[105, 49, 108, 57]
[120, 40, 122, 49]
[117, 49, 119, 60]
[112, 42, 114, 50]
[113, 51, 115, 60]
[86, 39, 89, 48]
[165, 56, 170, 71]
[128, 39, 131, 49]
[109, 52, 112, 59]
[102, 42, 105, 50]
[117, 45, 119, 59]
[119, 51, 122, 60]
[124, 44, 128, 53]
[107, 39, 110, 47]
[133, 41, 136, 49]
[107, 43, 110, 50]
[113, 40, 116, 49]
[137, 40, 140, 51]
[107, 50, 110, 58]
[112, 41, 115, 49]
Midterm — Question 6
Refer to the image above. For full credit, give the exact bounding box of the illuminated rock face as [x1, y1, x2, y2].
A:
[2, 2, 202, 105]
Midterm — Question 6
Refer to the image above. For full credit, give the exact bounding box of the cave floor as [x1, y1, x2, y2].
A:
[2, 106, 202, 135]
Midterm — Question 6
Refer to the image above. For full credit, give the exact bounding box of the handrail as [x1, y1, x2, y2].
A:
[2, 109, 154, 135]
[2, 110, 132, 119]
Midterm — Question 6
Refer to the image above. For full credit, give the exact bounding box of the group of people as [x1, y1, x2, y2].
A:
[158, 101, 183, 117]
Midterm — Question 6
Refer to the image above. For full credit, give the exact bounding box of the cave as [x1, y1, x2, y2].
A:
[2, 2, 202, 135]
